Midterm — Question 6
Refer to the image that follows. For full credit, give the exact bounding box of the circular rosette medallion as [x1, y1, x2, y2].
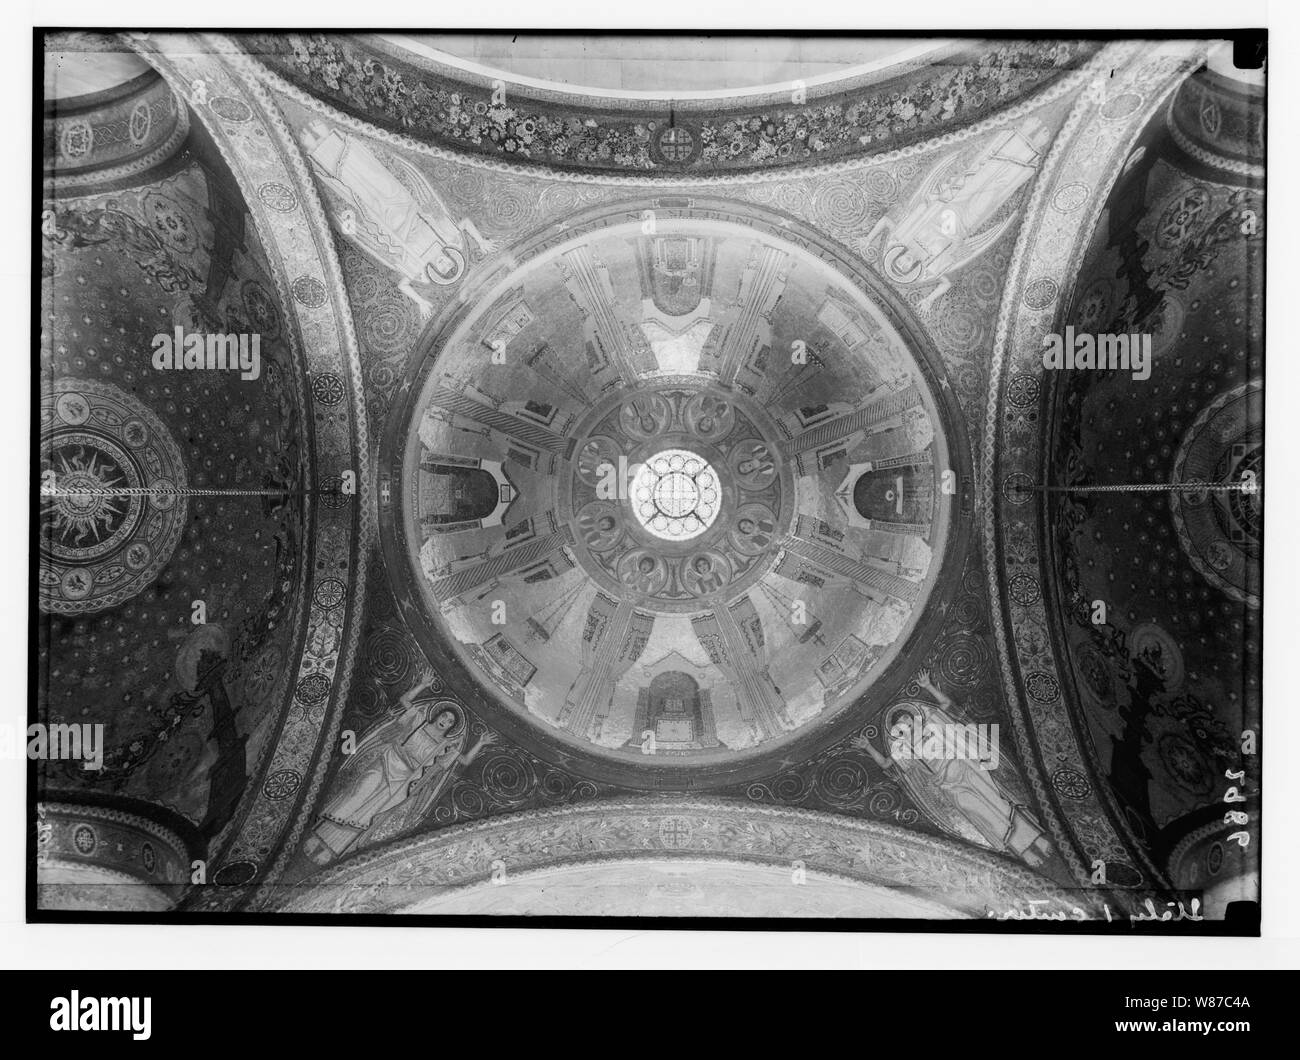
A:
[616, 549, 670, 595]
[1170, 381, 1262, 608]
[560, 379, 799, 614]
[681, 549, 733, 597]
[619, 392, 673, 442]
[682, 392, 736, 444]
[39, 379, 188, 614]
[576, 501, 625, 552]
[575, 435, 622, 488]
[728, 503, 780, 555]
[729, 439, 779, 490]
[630, 448, 721, 542]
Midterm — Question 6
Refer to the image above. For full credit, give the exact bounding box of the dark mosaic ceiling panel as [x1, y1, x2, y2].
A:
[40, 74, 314, 874]
[1043, 95, 1263, 888]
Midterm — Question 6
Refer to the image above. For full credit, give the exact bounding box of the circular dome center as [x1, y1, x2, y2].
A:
[654, 472, 698, 517]
[632, 448, 719, 541]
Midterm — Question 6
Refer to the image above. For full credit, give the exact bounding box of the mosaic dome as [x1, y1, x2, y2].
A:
[389, 201, 962, 784]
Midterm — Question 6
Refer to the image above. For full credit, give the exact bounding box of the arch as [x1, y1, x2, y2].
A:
[983, 39, 1211, 892]
[275, 799, 1087, 919]
[127, 33, 371, 908]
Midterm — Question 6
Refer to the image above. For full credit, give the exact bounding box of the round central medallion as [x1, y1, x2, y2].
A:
[633, 448, 719, 540]
[562, 379, 795, 614]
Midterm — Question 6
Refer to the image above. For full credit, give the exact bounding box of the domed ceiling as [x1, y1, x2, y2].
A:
[35, 31, 1263, 927]
[391, 204, 958, 781]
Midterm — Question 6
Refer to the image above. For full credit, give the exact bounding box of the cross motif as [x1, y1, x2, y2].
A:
[658, 816, 693, 848]
[658, 127, 694, 163]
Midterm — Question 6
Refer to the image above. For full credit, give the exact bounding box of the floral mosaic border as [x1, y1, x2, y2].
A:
[244, 33, 1099, 176]
[248, 36, 1103, 188]
[275, 798, 1085, 916]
